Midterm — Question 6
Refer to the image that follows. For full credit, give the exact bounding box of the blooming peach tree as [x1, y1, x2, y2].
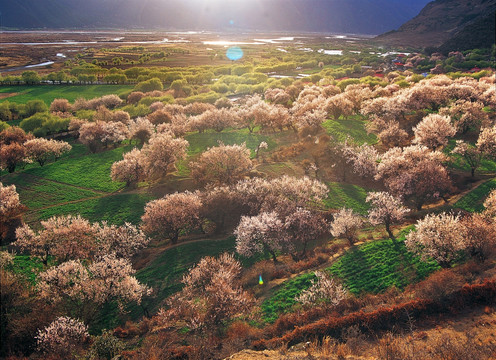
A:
[296, 270, 348, 307]
[141, 191, 202, 244]
[235, 211, 287, 262]
[24, 138, 72, 166]
[366, 192, 409, 240]
[405, 212, 466, 268]
[36, 316, 88, 357]
[190, 142, 253, 186]
[160, 253, 253, 330]
[330, 208, 365, 245]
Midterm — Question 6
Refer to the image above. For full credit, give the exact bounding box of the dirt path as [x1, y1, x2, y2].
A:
[423, 176, 495, 209]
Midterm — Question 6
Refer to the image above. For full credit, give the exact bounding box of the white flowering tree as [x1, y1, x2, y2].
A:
[36, 316, 88, 357]
[110, 148, 146, 187]
[190, 143, 253, 186]
[24, 138, 72, 167]
[160, 253, 253, 330]
[14, 215, 148, 264]
[37, 254, 151, 322]
[483, 190, 496, 218]
[141, 191, 202, 244]
[412, 114, 456, 149]
[405, 212, 466, 268]
[296, 271, 348, 307]
[284, 208, 328, 256]
[140, 132, 189, 181]
[477, 126, 496, 159]
[343, 143, 379, 178]
[366, 192, 409, 240]
[452, 140, 483, 177]
[235, 211, 288, 262]
[330, 208, 365, 245]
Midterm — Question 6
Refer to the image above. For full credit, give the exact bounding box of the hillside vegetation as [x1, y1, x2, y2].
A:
[1, 37, 495, 360]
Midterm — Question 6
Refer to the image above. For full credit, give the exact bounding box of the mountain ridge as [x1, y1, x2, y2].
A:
[375, 0, 496, 51]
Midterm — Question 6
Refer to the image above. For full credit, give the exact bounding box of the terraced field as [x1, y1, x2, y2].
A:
[261, 231, 440, 323]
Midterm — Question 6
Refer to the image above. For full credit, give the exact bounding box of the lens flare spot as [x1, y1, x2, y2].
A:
[226, 46, 243, 61]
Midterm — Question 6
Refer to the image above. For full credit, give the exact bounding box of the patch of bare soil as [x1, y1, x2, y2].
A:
[0, 92, 19, 99]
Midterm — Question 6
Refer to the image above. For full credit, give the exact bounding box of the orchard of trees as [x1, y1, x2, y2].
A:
[1, 39, 495, 360]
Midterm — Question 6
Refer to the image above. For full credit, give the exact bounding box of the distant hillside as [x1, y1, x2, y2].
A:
[376, 0, 496, 50]
[0, 0, 430, 35]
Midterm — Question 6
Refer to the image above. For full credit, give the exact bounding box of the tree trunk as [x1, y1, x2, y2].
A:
[385, 222, 395, 240]
[270, 250, 278, 263]
[170, 232, 179, 245]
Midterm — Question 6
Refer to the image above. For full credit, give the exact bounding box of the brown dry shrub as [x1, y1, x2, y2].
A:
[374, 332, 411, 360]
[113, 322, 140, 339]
[416, 331, 496, 360]
[289, 252, 327, 273]
[412, 269, 465, 302]
[241, 260, 278, 288]
[145, 90, 165, 98]
[127, 92, 145, 104]
[120, 331, 184, 360]
[147, 109, 173, 125]
[226, 321, 262, 341]
[269, 142, 306, 162]
[455, 260, 487, 283]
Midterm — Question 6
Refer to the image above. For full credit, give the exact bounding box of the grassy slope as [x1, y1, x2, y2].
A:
[328, 237, 439, 295]
[31, 193, 154, 225]
[1, 173, 99, 210]
[324, 182, 370, 215]
[445, 140, 496, 173]
[134, 237, 238, 314]
[0, 143, 151, 226]
[175, 128, 276, 177]
[22, 145, 132, 192]
[185, 128, 276, 157]
[454, 178, 496, 212]
[322, 117, 377, 145]
[0, 85, 133, 105]
[261, 233, 439, 323]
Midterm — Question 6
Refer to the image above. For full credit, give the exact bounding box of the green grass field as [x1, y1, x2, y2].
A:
[1, 173, 100, 210]
[261, 272, 316, 323]
[322, 117, 377, 145]
[185, 128, 276, 157]
[454, 178, 496, 212]
[328, 237, 439, 295]
[30, 192, 154, 226]
[323, 182, 370, 215]
[445, 140, 496, 174]
[22, 145, 133, 192]
[261, 233, 439, 323]
[7, 255, 49, 284]
[1, 142, 151, 226]
[173, 128, 276, 177]
[0, 85, 133, 105]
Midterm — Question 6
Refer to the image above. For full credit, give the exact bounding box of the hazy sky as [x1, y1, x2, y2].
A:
[2, 0, 433, 34]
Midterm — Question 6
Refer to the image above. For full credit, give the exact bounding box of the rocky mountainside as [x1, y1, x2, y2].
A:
[376, 0, 496, 50]
[0, 0, 430, 35]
